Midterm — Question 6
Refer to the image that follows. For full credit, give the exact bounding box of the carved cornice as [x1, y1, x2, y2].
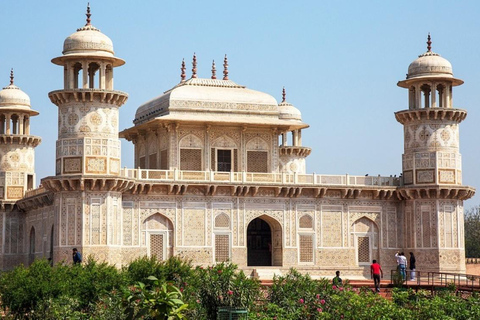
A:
[48, 89, 128, 107]
[41, 175, 136, 193]
[279, 146, 312, 157]
[397, 186, 475, 200]
[0, 135, 41, 147]
[16, 191, 54, 211]
[395, 108, 467, 125]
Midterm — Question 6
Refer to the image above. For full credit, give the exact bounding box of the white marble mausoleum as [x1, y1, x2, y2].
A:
[0, 7, 475, 278]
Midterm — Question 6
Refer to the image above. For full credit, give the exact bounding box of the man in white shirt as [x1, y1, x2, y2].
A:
[395, 252, 407, 281]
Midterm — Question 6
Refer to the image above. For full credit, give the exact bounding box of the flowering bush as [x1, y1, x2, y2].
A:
[193, 262, 260, 319]
[3, 259, 480, 319]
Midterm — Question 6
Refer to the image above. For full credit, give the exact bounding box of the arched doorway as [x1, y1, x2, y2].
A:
[247, 216, 283, 266]
[49, 225, 54, 266]
[29, 227, 35, 265]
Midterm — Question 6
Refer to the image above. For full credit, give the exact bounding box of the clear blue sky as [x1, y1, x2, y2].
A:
[1, 1, 479, 208]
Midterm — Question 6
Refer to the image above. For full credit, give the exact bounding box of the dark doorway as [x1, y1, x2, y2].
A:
[247, 218, 272, 266]
[217, 149, 231, 172]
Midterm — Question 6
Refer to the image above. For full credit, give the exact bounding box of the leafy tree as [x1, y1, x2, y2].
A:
[465, 206, 480, 257]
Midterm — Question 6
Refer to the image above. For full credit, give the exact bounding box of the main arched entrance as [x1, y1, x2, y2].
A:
[247, 216, 282, 266]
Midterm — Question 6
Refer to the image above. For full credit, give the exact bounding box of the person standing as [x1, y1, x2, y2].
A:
[72, 248, 82, 265]
[395, 252, 407, 281]
[370, 260, 383, 292]
[409, 252, 416, 281]
[332, 270, 343, 286]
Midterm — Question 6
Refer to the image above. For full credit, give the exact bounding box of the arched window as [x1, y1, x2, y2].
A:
[420, 84, 431, 108]
[105, 64, 113, 90]
[0, 114, 5, 134]
[409, 86, 416, 109]
[49, 225, 54, 265]
[10, 114, 19, 134]
[29, 227, 35, 265]
[299, 215, 313, 229]
[144, 213, 174, 261]
[436, 84, 445, 108]
[88, 62, 100, 89]
[215, 213, 230, 229]
[73, 62, 82, 88]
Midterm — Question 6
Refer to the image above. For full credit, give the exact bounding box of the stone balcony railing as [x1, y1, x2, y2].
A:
[24, 185, 47, 198]
[120, 168, 402, 187]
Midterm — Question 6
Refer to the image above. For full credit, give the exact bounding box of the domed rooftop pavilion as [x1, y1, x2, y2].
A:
[398, 34, 463, 88]
[0, 70, 39, 116]
[122, 55, 308, 138]
[51, 5, 124, 67]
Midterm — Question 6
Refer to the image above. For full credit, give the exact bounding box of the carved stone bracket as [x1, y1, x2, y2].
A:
[397, 186, 475, 200]
[395, 108, 467, 125]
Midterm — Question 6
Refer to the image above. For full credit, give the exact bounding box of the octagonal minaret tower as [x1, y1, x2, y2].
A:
[48, 5, 128, 177]
[0, 70, 41, 203]
[396, 35, 474, 273]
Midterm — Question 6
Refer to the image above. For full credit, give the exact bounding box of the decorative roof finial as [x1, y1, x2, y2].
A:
[211, 60, 217, 79]
[223, 54, 229, 80]
[181, 59, 186, 82]
[9, 68, 14, 86]
[282, 87, 286, 103]
[427, 33, 432, 52]
[192, 53, 197, 78]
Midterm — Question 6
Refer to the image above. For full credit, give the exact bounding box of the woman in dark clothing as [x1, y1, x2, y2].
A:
[409, 252, 416, 281]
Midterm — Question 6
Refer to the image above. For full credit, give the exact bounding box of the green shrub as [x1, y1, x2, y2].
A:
[0, 259, 69, 317]
[65, 256, 125, 310]
[124, 256, 194, 287]
[194, 262, 260, 319]
[122, 276, 188, 319]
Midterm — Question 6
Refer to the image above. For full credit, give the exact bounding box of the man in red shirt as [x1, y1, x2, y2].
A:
[370, 259, 383, 293]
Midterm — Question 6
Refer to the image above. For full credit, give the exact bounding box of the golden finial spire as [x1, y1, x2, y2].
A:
[211, 60, 217, 79]
[9, 68, 14, 85]
[181, 59, 186, 82]
[223, 54, 229, 80]
[282, 87, 286, 103]
[192, 53, 197, 78]
[427, 33, 432, 52]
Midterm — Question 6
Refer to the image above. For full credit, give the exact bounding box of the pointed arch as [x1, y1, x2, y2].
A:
[144, 213, 174, 261]
[29, 226, 35, 265]
[49, 225, 54, 265]
[246, 214, 283, 266]
[299, 214, 313, 229]
[351, 216, 379, 265]
[246, 137, 269, 173]
[212, 135, 237, 149]
[179, 134, 203, 170]
[179, 134, 203, 148]
[246, 137, 269, 151]
[215, 213, 230, 229]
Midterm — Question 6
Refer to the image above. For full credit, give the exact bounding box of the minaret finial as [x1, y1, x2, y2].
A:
[223, 54, 229, 80]
[86, 2, 92, 26]
[211, 60, 217, 79]
[181, 59, 186, 82]
[427, 33, 432, 52]
[9, 68, 14, 86]
[192, 53, 197, 78]
[282, 87, 286, 103]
